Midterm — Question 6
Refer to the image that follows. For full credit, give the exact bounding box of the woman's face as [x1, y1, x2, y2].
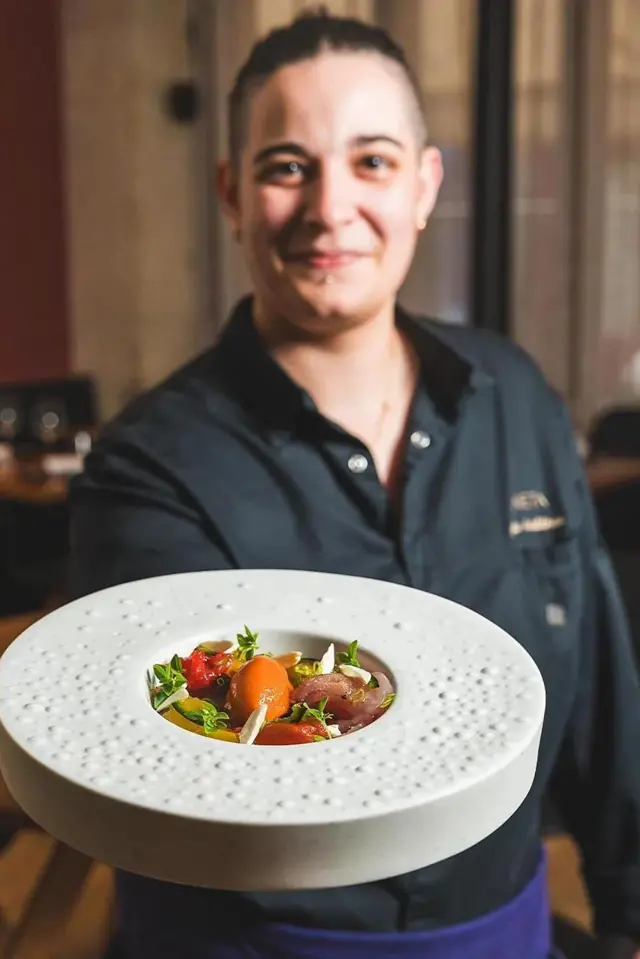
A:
[219, 51, 443, 334]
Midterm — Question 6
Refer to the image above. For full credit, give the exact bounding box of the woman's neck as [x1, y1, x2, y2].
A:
[253, 301, 419, 479]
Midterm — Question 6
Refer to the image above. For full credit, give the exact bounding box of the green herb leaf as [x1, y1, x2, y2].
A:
[368, 675, 379, 688]
[150, 657, 187, 710]
[280, 697, 333, 734]
[281, 703, 306, 724]
[203, 712, 230, 735]
[380, 693, 395, 710]
[175, 699, 230, 733]
[337, 640, 360, 668]
[152, 688, 169, 710]
[235, 625, 260, 663]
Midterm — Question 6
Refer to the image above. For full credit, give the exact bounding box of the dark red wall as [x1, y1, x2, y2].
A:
[0, 0, 69, 383]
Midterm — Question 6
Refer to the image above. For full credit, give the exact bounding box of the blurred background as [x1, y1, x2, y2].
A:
[0, 1, 638, 957]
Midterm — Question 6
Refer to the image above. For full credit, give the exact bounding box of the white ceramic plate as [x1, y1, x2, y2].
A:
[0, 570, 545, 891]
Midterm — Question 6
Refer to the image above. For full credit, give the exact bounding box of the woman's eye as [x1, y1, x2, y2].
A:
[280, 160, 303, 176]
[260, 160, 307, 183]
[358, 154, 395, 177]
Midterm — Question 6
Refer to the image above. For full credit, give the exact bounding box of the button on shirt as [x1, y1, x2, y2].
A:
[70, 296, 640, 940]
[347, 452, 369, 474]
[410, 429, 432, 450]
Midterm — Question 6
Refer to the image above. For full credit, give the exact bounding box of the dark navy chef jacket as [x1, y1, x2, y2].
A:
[70, 297, 640, 942]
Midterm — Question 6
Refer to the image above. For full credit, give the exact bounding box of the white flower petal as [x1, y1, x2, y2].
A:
[239, 703, 268, 745]
[320, 643, 335, 674]
[338, 664, 372, 684]
[156, 686, 189, 711]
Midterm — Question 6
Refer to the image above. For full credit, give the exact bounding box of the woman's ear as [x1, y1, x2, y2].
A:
[217, 159, 241, 238]
[416, 146, 444, 231]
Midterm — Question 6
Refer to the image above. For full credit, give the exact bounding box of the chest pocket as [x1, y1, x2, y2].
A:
[512, 528, 583, 663]
[507, 527, 585, 793]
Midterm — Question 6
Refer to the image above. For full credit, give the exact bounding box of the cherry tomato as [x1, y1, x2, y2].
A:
[181, 650, 233, 693]
[208, 652, 234, 678]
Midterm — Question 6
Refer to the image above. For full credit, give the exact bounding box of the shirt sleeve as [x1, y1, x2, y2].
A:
[549, 407, 640, 942]
[69, 437, 235, 599]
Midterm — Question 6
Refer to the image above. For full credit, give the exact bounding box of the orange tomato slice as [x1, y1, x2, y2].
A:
[227, 655, 291, 723]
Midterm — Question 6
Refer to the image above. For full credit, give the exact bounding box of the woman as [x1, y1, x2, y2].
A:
[71, 9, 640, 959]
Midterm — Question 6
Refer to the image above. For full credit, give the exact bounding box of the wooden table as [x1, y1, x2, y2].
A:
[0, 470, 69, 506]
[586, 456, 640, 494]
[0, 615, 40, 819]
[0, 614, 38, 658]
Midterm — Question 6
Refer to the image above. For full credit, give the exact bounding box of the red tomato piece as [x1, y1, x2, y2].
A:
[207, 652, 234, 678]
[181, 649, 232, 692]
[254, 720, 329, 746]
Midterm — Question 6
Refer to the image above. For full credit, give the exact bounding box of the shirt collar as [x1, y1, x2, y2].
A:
[215, 295, 490, 439]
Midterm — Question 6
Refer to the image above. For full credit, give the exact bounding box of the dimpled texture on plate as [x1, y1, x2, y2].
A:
[0, 570, 545, 826]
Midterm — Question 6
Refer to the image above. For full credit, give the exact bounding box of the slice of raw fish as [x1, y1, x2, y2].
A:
[370, 671, 394, 703]
[334, 672, 395, 733]
[293, 670, 395, 730]
[292, 672, 365, 720]
[291, 672, 357, 701]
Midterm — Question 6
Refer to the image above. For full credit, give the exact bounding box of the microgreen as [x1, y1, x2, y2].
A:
[337, 640, 361, 668]
[235, 625, 260, 663]
[175, 699, 230, 734]
[150, 654, 187, 710]
[283, 697, 333, 735]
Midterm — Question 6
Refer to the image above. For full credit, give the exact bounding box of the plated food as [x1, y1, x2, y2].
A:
[0, 569, 546, 889]
[148, 627, 395, 745]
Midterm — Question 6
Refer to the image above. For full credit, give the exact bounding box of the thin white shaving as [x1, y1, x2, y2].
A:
[320, 643, 335, 674]
[239, 703, 268, 745]
[156, 686, 189, 712]
[338, 663, 372, 684]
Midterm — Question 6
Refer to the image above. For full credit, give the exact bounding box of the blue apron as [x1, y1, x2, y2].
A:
[115, 853, 555, 958]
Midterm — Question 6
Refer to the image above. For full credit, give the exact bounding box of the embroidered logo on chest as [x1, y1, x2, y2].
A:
[509, 490, 565, 538]
[510, 490, 550, 511]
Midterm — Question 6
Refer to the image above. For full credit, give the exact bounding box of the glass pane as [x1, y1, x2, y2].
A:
[595, 0, 640, 411]
[512, 0, 570, 395]
[382, 0, 476, 324]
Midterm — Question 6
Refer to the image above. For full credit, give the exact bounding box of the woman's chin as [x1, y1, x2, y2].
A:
[286, 280, 378, 326]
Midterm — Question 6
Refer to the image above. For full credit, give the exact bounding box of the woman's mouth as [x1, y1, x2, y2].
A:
[285, 251, 364, 270]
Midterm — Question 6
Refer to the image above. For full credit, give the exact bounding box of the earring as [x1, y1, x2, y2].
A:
[418, 216, 427, 232]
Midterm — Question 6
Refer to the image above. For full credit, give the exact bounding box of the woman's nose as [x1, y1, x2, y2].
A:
[303, 161, 357, 229]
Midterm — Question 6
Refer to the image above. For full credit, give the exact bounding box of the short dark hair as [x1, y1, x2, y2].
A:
[227, 6, 426, 166]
